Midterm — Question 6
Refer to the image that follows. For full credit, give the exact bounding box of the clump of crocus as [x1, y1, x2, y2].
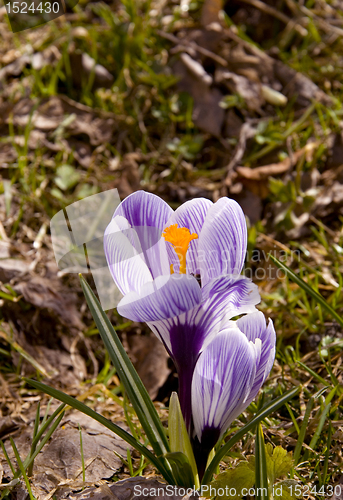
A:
[104, 191, 275, 478]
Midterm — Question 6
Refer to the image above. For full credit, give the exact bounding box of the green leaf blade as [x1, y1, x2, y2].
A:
[79, 275, 174, 480]
[255, 424, 269, 500]
[164, 452, 196, 488]
[168, 392, 199, 488]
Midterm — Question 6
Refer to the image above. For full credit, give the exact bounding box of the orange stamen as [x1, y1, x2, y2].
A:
[162, 224, 198, 274]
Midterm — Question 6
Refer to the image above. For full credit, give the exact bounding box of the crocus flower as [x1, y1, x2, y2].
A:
[104, 191, 275, 477]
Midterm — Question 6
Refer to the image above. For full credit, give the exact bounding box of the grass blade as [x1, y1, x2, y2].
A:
[79, 276, 173, 474]
[0, 329, 51, 378]
[10, 438, 35, 500]
[297, 361, 328, 386]
[31, 402, 65, 449]
[22, 411, 65, 473]
[202, 386, 300, 485]
[0, 408, 66, 498]
[27, 402, 40, 477]
[25, 377, 174, 483]
[269, 255, 343, 329]
[255, 424, 269, 500]
[293, 397, 314, 465]
[78, 423, 86, 485]
[309, 403, 331, 451]
[40, 398, 53, 428]
[0, 440, 16, 475]
[321, 422, 332, 485]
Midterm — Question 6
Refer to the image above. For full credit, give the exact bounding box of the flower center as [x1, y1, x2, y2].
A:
[162, 224, 198, 274]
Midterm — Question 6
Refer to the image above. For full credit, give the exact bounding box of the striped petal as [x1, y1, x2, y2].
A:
[117, 273, 202, 322]
[164, 198, 213, 274]
[148, 276, 260, 429]
[200, 275, 261, 352]
[198, 198, 247, 287]
[149, 276, 260, 359]
[104, 216, 153, 296]
[113, 191, 173, 279]
[191, 328, 261, 444]
[236, 311, 276, 404]
[114, 190, 173, 230]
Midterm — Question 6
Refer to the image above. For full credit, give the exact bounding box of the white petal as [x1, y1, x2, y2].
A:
[117, 273, 202, 322]
[237, 312, 276, 404]
[198, 198, 247, 287]
[192, 328, 258, 442]
[104, 216, 152, 295]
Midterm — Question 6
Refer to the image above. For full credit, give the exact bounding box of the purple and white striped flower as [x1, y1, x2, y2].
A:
[191, 310, 275, 475]
[104, 190, 275, 476]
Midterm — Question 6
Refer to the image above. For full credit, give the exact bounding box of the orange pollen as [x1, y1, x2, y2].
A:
[162, 224, 198, 274]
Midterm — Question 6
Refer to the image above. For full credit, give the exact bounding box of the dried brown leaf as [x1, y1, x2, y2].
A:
[237, 142, 319, 180]
[1, 412, 128, 499]
[14, 275, 84, 331]
[200, 0, 223, 26]
[128, 334, 170, 399]
[174, 58, 225, 137]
